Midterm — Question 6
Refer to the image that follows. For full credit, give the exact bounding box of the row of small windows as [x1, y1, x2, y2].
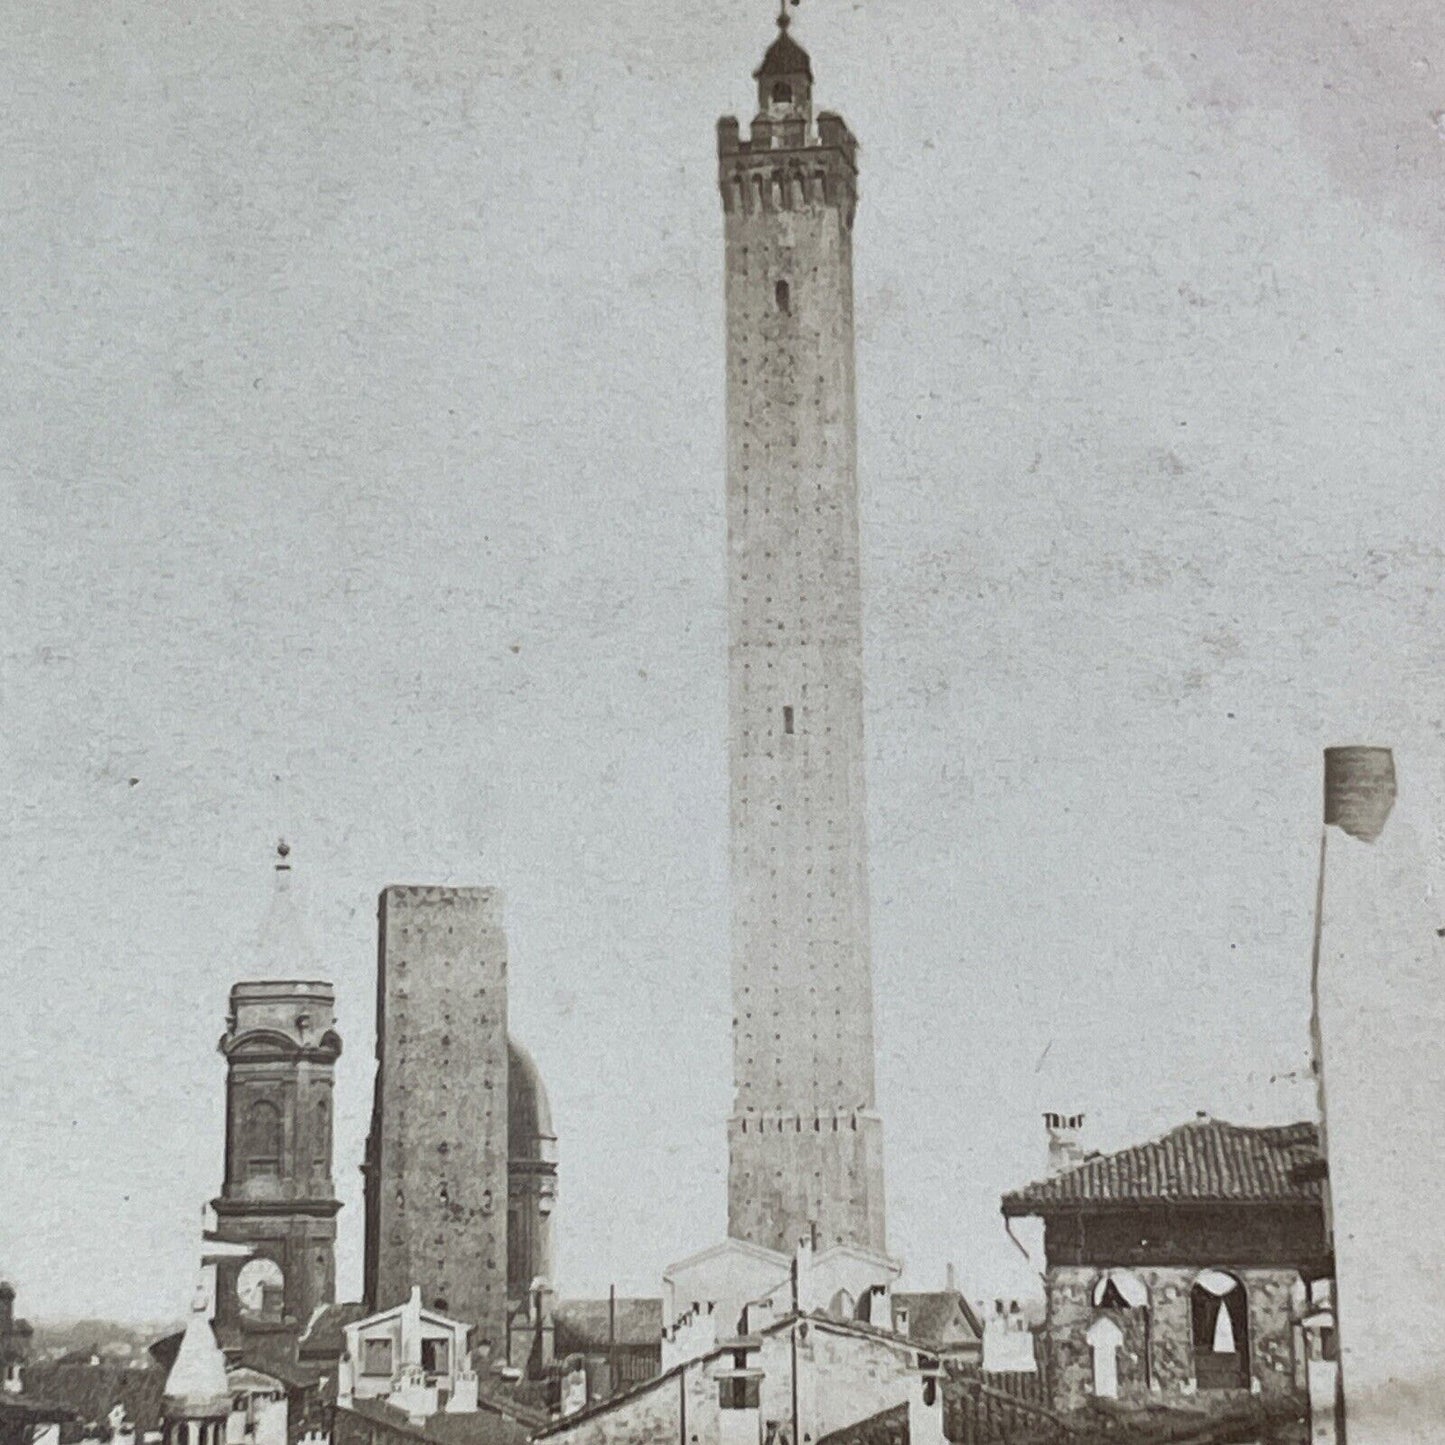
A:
[724, 170, 846, 213]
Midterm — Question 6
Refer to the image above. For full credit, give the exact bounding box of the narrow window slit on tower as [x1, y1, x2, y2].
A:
[783, 705, 795, 735]
[775, 279, 791, 314]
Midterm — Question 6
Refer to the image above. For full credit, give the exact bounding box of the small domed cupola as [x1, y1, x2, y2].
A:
[754, 7, 813, 121]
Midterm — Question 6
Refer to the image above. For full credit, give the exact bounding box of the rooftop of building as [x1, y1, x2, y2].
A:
[24, 1360, 165, 1434]
[551, 1298, 662, 1351]
[536, 1310, 933, 1439]
[891, 1292, 982, 1346]
[0, 1393, 78, 1427]
[340, 1395, 534, 1445]
[1001, 1117, 1324, 1216]
[297, 1301, 370, 1363]
[817, 1402, 907, 1445]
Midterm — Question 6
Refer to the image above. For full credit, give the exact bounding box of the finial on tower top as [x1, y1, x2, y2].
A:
[275, 838, 291, 874]
[755, 0, 812, 84]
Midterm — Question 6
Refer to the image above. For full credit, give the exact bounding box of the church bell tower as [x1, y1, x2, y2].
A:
[719, 12, 887, 1256]
[210, 847, 342, 1336]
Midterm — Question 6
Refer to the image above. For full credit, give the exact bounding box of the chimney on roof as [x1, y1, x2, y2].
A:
[1044, 1112, 1085, 1176]
[945, 1262, 957, 1294]
[1324, 746, 1396, 843]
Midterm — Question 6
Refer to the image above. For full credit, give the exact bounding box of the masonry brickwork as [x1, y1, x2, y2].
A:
[212, 979, 342, 1332]
[1043, 1263, 1303, 1414]
[363, 887, 510, 1356]
[720, 18, 886, 1259]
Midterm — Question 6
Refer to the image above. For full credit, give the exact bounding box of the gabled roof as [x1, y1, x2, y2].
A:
[537, 1310, 932, 1439]
[552, 1298, 662, 1350]
[663, 1236, 787, 1278]
[1001, 1118, 1324, 1216]
[891, 1292, 982, 1346]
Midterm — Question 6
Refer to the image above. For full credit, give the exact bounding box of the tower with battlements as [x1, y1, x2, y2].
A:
[362, 886, 512, 1358]
[719, 13, 886, 1257]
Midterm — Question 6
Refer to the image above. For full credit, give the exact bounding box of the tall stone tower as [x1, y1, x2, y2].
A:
[363, 886, 511, 1357]
[212, 848, 342, 1335]
[719, 14, 886, 1256]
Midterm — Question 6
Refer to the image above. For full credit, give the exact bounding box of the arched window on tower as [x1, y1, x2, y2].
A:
[244, 1099, 282, 1176]
[771, 81, 791, 106]
[775, 280, 791, 314]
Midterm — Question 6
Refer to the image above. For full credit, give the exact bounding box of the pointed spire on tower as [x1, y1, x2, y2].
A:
[755, 0, 812, 83]
[162, 1286, 231, 1422]
[252, 837, 320, 978]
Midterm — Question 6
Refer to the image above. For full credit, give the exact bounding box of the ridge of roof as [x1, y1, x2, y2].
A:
[1001, 1117, 1323, 1215]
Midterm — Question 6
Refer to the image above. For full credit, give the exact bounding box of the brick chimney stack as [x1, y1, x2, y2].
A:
[1044, 1113, 1085, 1176]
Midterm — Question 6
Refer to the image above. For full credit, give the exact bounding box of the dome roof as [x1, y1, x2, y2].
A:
[162, 1294, 231, 1420]
[508, 1036, 554, 1154]
[754, 15, 812, 81]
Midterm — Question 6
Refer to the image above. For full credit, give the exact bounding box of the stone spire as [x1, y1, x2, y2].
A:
[162, 1288, 231, 1425]
[253, 839, 320, 978]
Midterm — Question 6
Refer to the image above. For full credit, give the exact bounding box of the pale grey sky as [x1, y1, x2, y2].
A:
[2, 0, 1442, 1323]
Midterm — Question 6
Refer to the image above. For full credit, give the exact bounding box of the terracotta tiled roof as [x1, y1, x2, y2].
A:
[1001, 1118, 1323, 1215]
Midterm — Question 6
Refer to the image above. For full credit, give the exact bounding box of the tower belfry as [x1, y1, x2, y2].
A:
[210, 846, 342, 1336]
[718, 15, 886, 1255]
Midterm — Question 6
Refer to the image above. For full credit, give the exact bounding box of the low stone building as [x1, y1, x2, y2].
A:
[534, 1311, 948, 1445]
[337, 1289, 479, 1423]
[1000, 1115, 1330, 1438]
[329, 1290, 545, 1445]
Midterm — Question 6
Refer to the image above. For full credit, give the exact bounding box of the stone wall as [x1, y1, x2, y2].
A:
[1044, 1264, 1305, 1419]
[364, 887, 510, 1356]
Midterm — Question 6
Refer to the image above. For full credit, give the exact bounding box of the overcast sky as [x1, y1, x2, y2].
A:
[2, 0, 1442, 1324]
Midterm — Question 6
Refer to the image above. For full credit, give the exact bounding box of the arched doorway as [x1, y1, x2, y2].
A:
[1191, 1269, 1250, 1390]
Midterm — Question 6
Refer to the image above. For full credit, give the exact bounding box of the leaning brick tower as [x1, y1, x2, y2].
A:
[719, 11, 887, 1256]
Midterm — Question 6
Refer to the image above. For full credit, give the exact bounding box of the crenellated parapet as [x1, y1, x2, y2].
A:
[717, 111, 858, 224]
